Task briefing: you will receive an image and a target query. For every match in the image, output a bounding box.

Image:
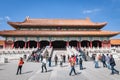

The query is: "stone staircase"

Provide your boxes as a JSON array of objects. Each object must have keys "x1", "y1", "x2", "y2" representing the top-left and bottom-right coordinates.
[{"x1": 51, "y1": 49, "x2": 67, "y2": 61}]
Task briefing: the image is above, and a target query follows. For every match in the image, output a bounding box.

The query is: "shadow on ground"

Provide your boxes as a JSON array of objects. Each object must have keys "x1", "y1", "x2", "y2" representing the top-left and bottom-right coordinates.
[{"x1": 22, "y1": 71, "x2": 33, "y2": 74}]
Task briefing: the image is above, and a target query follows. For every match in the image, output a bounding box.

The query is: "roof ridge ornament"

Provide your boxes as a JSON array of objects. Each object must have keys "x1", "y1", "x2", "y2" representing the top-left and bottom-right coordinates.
[
  {"x1": 24, "y1": 16, "x2": 30, "y2": 22},
  {"x1": 86, "y1": 17, "x2": 90, "y2": 21},
  {"x1": 26, "y1": 16, "x2": 30, "y2": 20}
]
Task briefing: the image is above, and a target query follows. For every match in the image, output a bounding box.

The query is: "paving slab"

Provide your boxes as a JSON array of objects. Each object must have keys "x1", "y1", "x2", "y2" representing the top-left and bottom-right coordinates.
[{"x1": 0, "y1": 60, "x2": 120, "y2": 80}]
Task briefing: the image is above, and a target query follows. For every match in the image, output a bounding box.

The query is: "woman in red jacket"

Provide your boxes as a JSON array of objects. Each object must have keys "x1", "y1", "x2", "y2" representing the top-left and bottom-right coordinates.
[{"x1": 16, "y1": 57, "x2": 24, "y2": 75}]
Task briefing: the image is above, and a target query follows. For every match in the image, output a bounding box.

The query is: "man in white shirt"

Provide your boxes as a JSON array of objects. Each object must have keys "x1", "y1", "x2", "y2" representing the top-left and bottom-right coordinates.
[{"x1": 41, "y1": 56, "x2": 47, "y2": 73}]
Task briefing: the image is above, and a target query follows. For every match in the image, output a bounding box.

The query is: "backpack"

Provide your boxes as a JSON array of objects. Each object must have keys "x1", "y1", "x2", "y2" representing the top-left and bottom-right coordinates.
[{"x1": 70, "y1": 58, "x2": 75, "y2": 66}]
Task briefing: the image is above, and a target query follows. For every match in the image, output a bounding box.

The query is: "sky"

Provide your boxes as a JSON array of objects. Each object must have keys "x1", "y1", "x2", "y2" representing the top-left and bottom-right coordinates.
[{"x1": 0, "y1": 0, "x2": 120, "y2": 39}]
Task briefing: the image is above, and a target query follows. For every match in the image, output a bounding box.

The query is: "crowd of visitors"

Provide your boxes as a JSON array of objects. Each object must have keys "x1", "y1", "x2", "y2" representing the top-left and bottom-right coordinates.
[
  {"x1": 92, "y1": 53, "x2": 119, "y2": 75},
  {"x1": 16, "y1": 48, "x2": 119, "y2": 76}
]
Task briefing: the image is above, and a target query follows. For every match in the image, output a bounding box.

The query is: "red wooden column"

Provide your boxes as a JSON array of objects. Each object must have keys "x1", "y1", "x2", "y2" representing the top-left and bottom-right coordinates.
[
  {"x1": 37, "y1": 42, "x2": 39, "y2": 48},
  {"x1": 12, "y1": 42, "x2": 14, "y2": 48},
  {"x1": 87, "y1": 42, "x2": 89, "y2": 47},
  {"x1": 66, "y1": 41, "x2": 69, "y2": 47},
  {"x1": 90, "y1": 41, "x2": 92, "y2": 48},
  {"x1": 77, "y1": 41, "x2": 81, "y2": 48},
  {"x1": 24, "y1": 42, "x2": 27, "y2": 48},
  {"x1": 78, "y1": 41, "x2": 81, "y2": 48},
  {"x1": 4, "y1": 41, "x2": 6, "y2": 48},
  {"x1": 101, "y1": 41, "x2": 104, "y2": 48},
  {"x1": 108, "y1": 40, "x2": 111, "y2": 48}
]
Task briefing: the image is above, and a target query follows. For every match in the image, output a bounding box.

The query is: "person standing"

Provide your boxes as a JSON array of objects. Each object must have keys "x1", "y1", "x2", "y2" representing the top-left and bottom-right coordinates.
[
  {"x1": 76, "y1": 55, "x2": 79, "y2": 65},
  {"x1": 60, "y1": 55, "x2": 63, "y2": 67},
  {"x1": 69, "y1": 55, "x2": 77, "y2": 76},
  {"x1": 48, "y1": 56, "x2": 51, "y2": 67},
  {"x1": 41, "y1": 56, "x2": 47, "y2": 73},
  {"x1": 16, "y1": 57, "x2": 24, "y2": 75},
  {"x1": 67, "y1": 55, "x2": 70, "y2": 61},
  {"x1": 79, "y1": 56, "x2": 83, "y2": 70},
  {"x1": 105, "y1": 54, "x2": 111, "y2": 69},
  {"x1": 94, "y1": 54, "x2": 99, "y2": 68},
  {"x1": 63, "y1": 55, "x2": 66, "y2": 63},
  {"x1": 54, "y1": 55, "x2": 58, "y2": 66},
  {"x1": 110, "y1": 55, "x2": 119, "y2": 75}
]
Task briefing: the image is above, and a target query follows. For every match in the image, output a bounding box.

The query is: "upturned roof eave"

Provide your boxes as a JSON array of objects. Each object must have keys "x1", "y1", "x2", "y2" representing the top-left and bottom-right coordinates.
[
  {"x1": 0, "y1": 30, "x2": 118, "y2": 37},
  {"x1": 7, "y1": 21, "x2": 107, "y2": 29}
]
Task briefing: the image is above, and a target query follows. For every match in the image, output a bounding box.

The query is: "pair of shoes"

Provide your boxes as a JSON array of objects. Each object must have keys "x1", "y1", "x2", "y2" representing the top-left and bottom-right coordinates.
[
  {"x1": 69, "y1": 74, "x2": 71, "y2": 76},
  {"x1": 45, "y1": 71, "x2": 47, "y2": 72},
  {"x1": 111, "y1": 73, "x2": 114, "y2": 75},
  {"x1": 75, "y1": 73, "x2": 77, "y2": 75},
  {"x1": 117, "y1": 71, "x2": 119, "y2": 75},
  {"x1": 41, "y1": 71, "x2": 43, "y2": 73}
]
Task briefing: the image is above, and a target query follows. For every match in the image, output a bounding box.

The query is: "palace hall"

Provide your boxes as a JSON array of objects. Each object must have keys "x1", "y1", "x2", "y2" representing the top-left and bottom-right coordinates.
[{"x1": 0, "y1": 17, "x2": 119, "y2": 49}]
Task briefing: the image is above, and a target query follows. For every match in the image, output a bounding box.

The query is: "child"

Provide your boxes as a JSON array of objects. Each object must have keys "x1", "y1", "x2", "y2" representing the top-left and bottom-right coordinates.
[{"x1": 16, "y1": 57, "x2": 24, "y2": 75}]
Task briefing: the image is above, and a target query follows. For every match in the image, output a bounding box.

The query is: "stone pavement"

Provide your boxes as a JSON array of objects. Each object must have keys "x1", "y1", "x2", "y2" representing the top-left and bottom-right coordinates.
[{"x1": 0, "y1": 60, "x2": 120, "y2": 80}]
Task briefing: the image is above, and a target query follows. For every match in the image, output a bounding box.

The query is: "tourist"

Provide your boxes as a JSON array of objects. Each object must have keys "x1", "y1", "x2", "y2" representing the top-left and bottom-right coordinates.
[
  {"x1": 76, "y1": 55, "x2": 79, "y2": 65},
  {"x1": 110, "y1": 55, "x2": 119, "y2": 75},
  {"x1": 41, "y1": 56, "x2": 47, "y2": 73},
  {"x1": 92, "y1": 54, "x2": 96, "y2": 61},
  {"x1": 48, "y1": 56, "x2": 51, "y2": 67},
  {"x1": 79, "y1": 55, "x2": 83, "y2": 70},
  {"x1": 67, "y1": 55, "x2": 70, "y2": 61},
  {"x1": 16, "y1": 57, "x2": 24, "y2": 75},
  {"x1": 94, "y1": 54, "x2": 100, "y2": 68},
  {"x1": 69, "y1": 55, "x2": 77, "y2": 76},
  {"x1": 60, "y1": 55, "x2": 63, "y2": 67},
  {"x1": 101, "y1": 54, "x2": 107, "y2": 67},
  {"x1": 40, "y1": 55, "x2": 43, "y2": 62},
  {"x1": 105, "y1": 54, "x2": 111, "y2": 69},
  {"x1": 63, "y1": 55, "x2": 66, "y2": 63},
  {"x1": 54, "y1": 55, "x2": 58, "y2": 66}
]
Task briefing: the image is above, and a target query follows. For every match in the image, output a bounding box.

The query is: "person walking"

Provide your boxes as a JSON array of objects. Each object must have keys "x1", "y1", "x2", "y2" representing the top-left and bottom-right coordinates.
[
  {"x1": 69, "y1": 55, "x2": 77, "y2": 76},
  {"x1": 16, "y1": 57, "x2": 24, "y2": 75},
  {"x1": 101, "y1": 54, "x2": 107, "y2": 67},
  {"x1": 41, "y1": 56, "x2": 47, "y2": 73},
  {"x1": 110, "y1": 55, "x2": 119, "y2": 75}
]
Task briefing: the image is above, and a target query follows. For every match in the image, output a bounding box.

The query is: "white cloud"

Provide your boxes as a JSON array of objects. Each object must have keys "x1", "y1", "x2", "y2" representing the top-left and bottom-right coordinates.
[
  {"x1": 5, "y1": 16, "x2": 10, "y2": 21},
  {"x1": 83, "y1": 9, "x2": 101, "y2": 14},
  {"x1": 0, "y1": 16, "x2": 11, "y2": 24}
]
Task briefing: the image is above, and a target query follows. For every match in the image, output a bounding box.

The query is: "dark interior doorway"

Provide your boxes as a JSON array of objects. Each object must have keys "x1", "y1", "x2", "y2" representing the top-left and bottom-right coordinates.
[
  {"x1": 92, "y1": 40, "x2": 102, "y2": 47},
  {"x1": 69, "y1": 40, "x2": 78, "y2": 47},
  {"x1": 40, "y1": 41, "x2": 49, "y2": 48},
  {"x1": 81, "y1": 40, "x2": 90, "y2": 47},
  {"x1": 52, "y1": 40, "x2": 66, "y2": 48},
  {"x1": 29, "y1": 41, "x2": 37, "y2": 48},
  {"x1": 14, "y1": 41, "x2": 25, "y2": 48}
]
